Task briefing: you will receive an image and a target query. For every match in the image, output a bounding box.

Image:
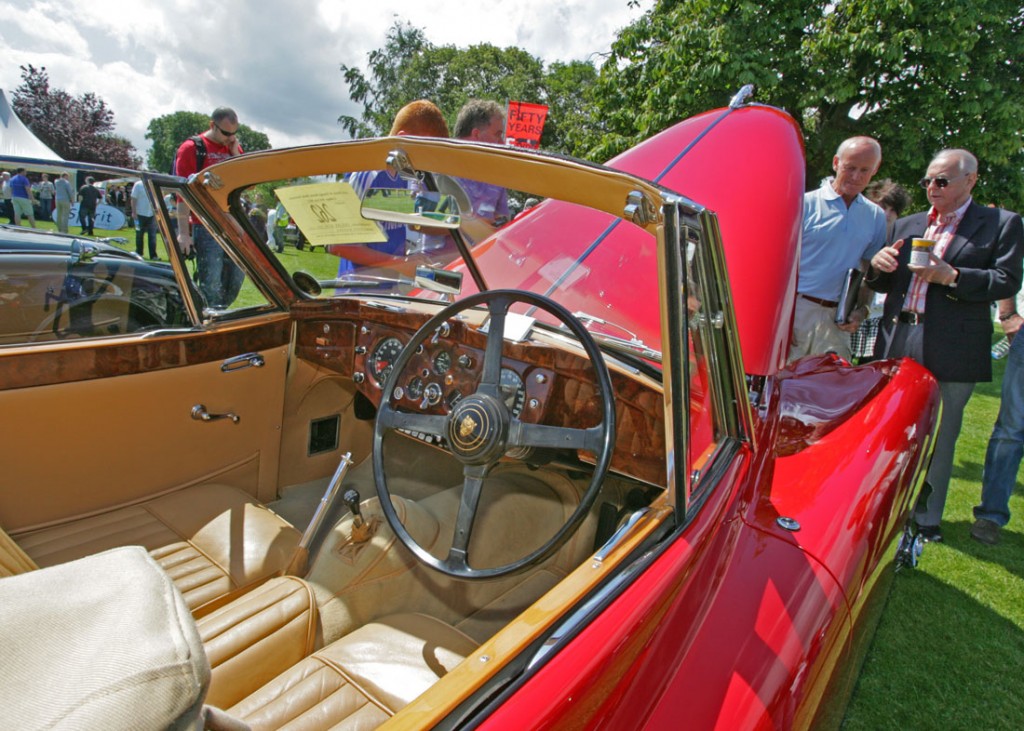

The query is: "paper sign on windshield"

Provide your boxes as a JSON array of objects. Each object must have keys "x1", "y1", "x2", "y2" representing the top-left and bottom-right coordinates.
[{"x1": 274, "y1": 182, "x2": 386, "y2": 246}]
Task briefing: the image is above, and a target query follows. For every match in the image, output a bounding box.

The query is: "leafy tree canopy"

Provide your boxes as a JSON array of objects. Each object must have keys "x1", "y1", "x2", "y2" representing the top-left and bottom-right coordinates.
[
  {"x1": 339, "y1": 21, "x2": 597, "y2": 155},
  {"x1": 145, "y1": 111, "x2": 271, "y2": 174},
  {"x1": 588, "y1": 0, "x2": 1024, "y2": 211},
  {"x1": 11, "y1": 65, "x2": 141, "y2": 168}
]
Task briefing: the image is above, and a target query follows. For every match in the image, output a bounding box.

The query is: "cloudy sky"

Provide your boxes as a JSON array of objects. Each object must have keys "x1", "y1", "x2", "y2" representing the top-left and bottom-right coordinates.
[{"x1": 0, "y1": 0, "x2": 651, "y2": 161}]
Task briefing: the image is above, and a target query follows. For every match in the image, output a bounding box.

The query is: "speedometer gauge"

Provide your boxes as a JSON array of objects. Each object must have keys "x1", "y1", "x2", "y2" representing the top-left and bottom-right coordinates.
[
  {"x1": 432, "y1": 350, "x2": 452, "y2": 375},
  {"x1": 499, "y1": 368, "x2": 526, "y2": 417},
  {"x1": 368, "y1": 337, "x2": 403, "y2": 386}
]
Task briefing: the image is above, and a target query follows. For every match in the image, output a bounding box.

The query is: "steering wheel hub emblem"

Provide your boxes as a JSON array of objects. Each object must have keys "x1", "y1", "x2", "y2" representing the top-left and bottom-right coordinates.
[
  {"x1": 458, "y1": 413, "x2": 478, "y2": 439},
  {"x1": 448, "y1": 395, "x2": 506, "y2": 463}
]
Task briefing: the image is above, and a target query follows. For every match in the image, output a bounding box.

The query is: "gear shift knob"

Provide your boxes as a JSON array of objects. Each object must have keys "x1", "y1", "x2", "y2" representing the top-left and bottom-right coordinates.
[{"x1": 342, "y1": 489, "x2": 362, "y2": 519}]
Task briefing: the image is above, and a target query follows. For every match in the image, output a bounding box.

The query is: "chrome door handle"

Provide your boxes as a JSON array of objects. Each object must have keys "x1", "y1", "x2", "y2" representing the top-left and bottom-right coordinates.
[
  {"x1": 191, "y1": 404, "x2": 240, "y2": 424},
  {"x1": 221, "y1": 353, "x2": 265, "y2": 372}
]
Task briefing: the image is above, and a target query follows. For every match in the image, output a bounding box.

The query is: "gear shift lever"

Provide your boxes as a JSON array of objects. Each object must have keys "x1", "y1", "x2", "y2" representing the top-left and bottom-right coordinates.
[{"x1": 343, "y1": 489, "x2": 363, "y2": 528}]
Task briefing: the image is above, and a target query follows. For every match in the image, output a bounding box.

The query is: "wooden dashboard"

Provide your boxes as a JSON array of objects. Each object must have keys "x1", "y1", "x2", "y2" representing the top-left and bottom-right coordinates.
[{"x1": 292, "y1": 299, "x2": 667, "y2": 487}]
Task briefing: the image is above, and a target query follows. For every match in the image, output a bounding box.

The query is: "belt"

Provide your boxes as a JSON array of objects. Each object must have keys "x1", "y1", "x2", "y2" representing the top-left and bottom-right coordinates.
[
  {"x1": 898, "y1": 310, "x2": 925, "y2": 325},
  {"x1": 799, "y1": 293, "x2": 839, "y2": 308}
]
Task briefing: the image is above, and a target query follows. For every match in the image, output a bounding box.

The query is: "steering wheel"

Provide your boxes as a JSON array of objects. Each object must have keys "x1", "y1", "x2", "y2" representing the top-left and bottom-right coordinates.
[{"x1": 372, "y1": 290, "x2": 616, "y2": 579}]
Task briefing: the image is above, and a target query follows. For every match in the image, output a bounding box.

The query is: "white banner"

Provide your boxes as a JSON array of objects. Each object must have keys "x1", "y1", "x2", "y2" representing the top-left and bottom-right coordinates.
[{"x1": 54, "y1": 203, "x2": 128, "y2": 231}]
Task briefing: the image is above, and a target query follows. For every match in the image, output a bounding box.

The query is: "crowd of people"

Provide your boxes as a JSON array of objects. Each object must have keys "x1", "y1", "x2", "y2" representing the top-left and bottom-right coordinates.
[
  {"x1": 791, "y1": 136, "x2": 1024, "y2": 546},
  {"x1": 0, "y1": 167, "x2": 139, "y2": 238}
]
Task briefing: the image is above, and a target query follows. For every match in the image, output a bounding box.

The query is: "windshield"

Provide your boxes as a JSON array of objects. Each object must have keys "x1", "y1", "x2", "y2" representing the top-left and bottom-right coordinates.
[{"x1": 226, "y1": 153, "x2": 663, "y2": 355}]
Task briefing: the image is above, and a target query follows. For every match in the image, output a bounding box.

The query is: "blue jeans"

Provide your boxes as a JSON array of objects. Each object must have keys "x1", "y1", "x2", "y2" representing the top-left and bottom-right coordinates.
[
  {"x1": 193, "y1": 224, "x2": 244, "y2": 309},
  {"x1": 975, "y1": 333, "x2": 1024, "y2": 526},
  {"x1": 135, "y1": 215, "x2": 158, "y2": 258}
]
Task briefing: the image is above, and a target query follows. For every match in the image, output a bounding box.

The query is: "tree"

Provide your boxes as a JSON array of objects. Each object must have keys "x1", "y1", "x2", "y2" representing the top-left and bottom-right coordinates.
[
  {"x1": 588, "y1": 0, "x2": 1024, "y2": 211},
  {"x1": 11, "y1": 65, "x2": 140, "y2": 168},
  {"x1": 338, "y1": 21, "x2": 590, "y2": 155},
  {"x1": 542, "y1": 61, "x2": 599, "y2": 157},
  {"x1": 145, "y1": 112, "x2": 272, "y2": 173}
]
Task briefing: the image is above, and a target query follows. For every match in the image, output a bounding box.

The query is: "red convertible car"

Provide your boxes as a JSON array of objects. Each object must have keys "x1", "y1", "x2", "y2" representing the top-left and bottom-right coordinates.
[{"x1": 0, "y1": 91, "x2": 939, "y2": 730}]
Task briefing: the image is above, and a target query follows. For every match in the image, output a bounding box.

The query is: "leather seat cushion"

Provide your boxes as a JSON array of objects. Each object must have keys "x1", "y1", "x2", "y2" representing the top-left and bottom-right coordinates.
[
  {"x1": 230, "y1": 613, "x2": 477, "y2": 730},
  {"x1": 0, "y1": 527, "x2": 35, "y2": 578},
  {"x1": 198, "y1": 575, "x2": 319, "y2": 710},
  {"x1": 15, "y1": 484, "x2": 301, "y2": 615}
]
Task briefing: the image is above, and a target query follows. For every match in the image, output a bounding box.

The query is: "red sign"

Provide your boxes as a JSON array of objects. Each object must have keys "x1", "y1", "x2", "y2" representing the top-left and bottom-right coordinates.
[{"x1": 505, "y1": 101, "x2": 548, "y2": 149}]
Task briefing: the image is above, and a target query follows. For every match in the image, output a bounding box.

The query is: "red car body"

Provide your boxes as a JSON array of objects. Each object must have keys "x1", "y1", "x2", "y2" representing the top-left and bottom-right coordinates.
[{"x1": 454, "y1": 103, "x2": 939, "y2": 728}]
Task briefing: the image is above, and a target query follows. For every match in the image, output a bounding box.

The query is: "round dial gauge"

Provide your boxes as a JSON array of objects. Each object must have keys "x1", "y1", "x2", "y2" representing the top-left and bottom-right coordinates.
[
  {"x1": 432, "y1": 349, "x2": 452, "y2": 375},
  {"x1": 368, "y1": 337, "x2": 403, "y2": 386},
  {"x1": 499, "y1": 368, "x2": 526, "y2": 417},
  {"x1": 406, "y1": 376, "x2": 424, "y2": 401}
]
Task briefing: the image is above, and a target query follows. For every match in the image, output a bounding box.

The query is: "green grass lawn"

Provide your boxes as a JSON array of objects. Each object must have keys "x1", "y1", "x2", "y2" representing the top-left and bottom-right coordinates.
[
  {"x1": 843, "y1": 343, "x2": 1024, "y2": 729},
  {"x1": 18, "y1": 218, "x2": 1023, "y2": 727}
]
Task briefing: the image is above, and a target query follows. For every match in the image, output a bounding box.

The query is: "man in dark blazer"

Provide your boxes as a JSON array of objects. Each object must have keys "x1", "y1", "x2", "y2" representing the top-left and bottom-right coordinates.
[{"x1": 867, "y1": 148, "x2": 1024, "y2": 542}]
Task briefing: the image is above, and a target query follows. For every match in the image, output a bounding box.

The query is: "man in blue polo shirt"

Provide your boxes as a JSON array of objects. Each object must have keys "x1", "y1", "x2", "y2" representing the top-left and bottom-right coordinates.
[
  {"x1": 9, "y1": 168, "x2": 37, "y2": 228},
  {"x1": 789, "y1": 136, "x2": 887, "y2": 362}
]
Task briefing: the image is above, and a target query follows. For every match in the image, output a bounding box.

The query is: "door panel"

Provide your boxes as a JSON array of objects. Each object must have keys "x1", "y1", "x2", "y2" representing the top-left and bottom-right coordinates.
[{"x1": 0, "y1": 318, "x2": 291, "y2": 533}]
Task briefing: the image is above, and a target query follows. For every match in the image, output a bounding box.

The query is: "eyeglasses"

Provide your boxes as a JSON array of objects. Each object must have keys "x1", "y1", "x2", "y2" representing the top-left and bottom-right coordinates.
[
  {"x1": 215, "y1": 124, "x2": 238, "y2": 138},
  {"x1": 919, "y1": 174, "x2": 966, "y2": 189}
]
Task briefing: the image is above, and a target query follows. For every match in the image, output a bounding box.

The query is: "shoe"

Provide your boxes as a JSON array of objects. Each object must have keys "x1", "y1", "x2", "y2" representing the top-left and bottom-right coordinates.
[
  {"x1": 918, "y1": 524, "x2": 943, "y2": 543},
  {"x1": 970, "y1": 518, "x2": 1001, "y2": 546}
]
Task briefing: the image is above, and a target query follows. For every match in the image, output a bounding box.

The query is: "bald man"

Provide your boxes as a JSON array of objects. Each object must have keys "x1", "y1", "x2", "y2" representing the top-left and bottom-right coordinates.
[{"x1": 790, "y1": 136, "x2": 888, "y2": 361}]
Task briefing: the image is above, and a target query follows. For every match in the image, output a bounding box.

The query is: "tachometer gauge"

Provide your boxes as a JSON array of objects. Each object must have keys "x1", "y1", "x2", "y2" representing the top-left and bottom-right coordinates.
[
  {"x1": 368, "y1": 337, "x2": 403, "y2": 386},
  {"x1": 432, "y1": 349, "x2": 452, "y2": 375},
  {"x1": 499, "y1": 368, "x2": 526, "y2": 417}
]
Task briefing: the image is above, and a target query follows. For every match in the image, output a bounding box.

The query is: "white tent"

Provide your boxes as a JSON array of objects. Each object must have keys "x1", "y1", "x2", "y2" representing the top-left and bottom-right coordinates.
[{"x1": 0, "y1": 88, "x2": 71, "y2": 177}]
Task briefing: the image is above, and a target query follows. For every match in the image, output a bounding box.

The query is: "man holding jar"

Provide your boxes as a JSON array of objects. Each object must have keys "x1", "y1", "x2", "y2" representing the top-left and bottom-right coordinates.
[{"x1": 868, "y1": 148, "x2": 1024, "y2": 543}]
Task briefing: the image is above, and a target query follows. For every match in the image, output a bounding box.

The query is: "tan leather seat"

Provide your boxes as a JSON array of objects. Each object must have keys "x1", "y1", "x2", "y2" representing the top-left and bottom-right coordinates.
[
  {"x1": 14, "y1": 483, "x2": 301, "y2": 615},
  {"x1": 198, "y1": 575, "x2": 320, "y2": 710},
  {"x1": 0, "y1": 528, "x2": 35, "y2": 578},
  {"x1": 227, "y1": 613, "x2": 477, "y2": 730}
]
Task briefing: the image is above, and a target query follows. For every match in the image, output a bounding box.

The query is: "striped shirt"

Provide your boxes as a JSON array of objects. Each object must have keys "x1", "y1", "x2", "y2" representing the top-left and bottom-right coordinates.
[{"x1": 904, "y1": 198, "x2": 971, "y2": 312}]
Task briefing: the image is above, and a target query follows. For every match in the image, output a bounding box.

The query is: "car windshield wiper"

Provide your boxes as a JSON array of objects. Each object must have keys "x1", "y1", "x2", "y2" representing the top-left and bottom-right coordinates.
[
  {"x1": 594, "y1": 335, "x2": 662, "y2": 365},
  {"x1": 323, "y1": 274, "x2": 412, "y2": 290},
  {"x1": 572, "y1": 311, "x2": 661, "y2": 361},
  {"x1": 293, "y1": 265, "x2": 462, "y2": 300}
]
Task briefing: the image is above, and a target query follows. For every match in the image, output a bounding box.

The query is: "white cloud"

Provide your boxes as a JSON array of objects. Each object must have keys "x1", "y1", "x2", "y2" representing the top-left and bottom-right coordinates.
[{"x1": 0, "y1": 0, "x2": 651, "y2": 164}]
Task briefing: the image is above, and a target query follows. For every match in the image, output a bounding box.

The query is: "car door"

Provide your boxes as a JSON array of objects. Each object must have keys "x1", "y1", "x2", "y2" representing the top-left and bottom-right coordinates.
[{"x1": 0, "y1": 176, "x2": 291, "y2": 534}]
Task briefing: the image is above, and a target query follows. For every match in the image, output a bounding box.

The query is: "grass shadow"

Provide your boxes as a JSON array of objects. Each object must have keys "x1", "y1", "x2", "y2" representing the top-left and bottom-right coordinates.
[
  {"x1": 842, "y1": 568, "x2": 1024, "y2": 730},
  {"x1": 942, "y1": 516, "x2": 1024, "y2": 579}
]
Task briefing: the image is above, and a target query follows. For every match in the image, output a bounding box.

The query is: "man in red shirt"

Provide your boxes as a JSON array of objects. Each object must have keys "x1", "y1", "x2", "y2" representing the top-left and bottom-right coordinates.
[{"x1": 174, "y1": 107, "x2": 245, "y2": 309}]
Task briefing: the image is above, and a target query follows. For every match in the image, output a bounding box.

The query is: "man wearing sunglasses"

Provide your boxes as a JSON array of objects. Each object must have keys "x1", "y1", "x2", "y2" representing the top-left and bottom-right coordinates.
[
  {"x1": 868, "y1": 148, "x2": 1024, "y2": 543},
  {"x1": 174, "y1": 107, "x2": 245, "y2": 308}
]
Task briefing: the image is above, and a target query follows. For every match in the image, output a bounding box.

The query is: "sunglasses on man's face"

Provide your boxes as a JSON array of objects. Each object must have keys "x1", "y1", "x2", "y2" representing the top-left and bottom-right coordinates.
[
  {"x1": 215, "y1": 124, "x2": 238, "y2": 138},
  {"x1": 919, "y1": 174, "x2": 965, "y2": 189}
]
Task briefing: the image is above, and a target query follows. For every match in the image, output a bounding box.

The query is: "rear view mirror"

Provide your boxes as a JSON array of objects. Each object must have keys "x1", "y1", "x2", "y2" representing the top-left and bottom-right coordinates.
[{"x1": 359, "y1": 187, "x2": 462, "y2": 229}]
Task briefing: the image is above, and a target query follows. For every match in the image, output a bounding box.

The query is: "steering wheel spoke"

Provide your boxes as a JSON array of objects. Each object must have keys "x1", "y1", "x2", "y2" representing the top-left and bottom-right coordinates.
[
  {"x1": 447, "y1": 465, "x2": 487, "y2": 567},
  {"x1": 510, "y1": 421, "x2": 606, "y2": 454},
  {"x1": 377, "y1": 404, "x2": 448, "y2": 437},
  {"x1": 478, "y1": 296, "x2": 510, "y2": 394}
]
